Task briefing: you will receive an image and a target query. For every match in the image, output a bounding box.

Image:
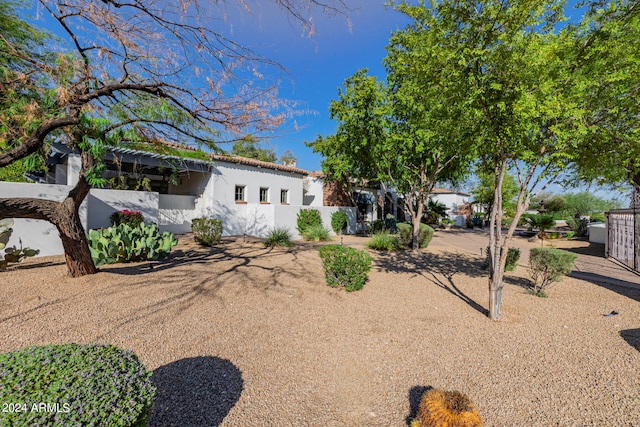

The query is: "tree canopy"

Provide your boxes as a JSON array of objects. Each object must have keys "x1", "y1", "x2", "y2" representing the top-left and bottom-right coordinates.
[
  {"x1": 231, "y1": 137, "x2": 277, "y2": 163},
  {"x1": 569, "y1": 0, "x2": 640, "y2": 199}
]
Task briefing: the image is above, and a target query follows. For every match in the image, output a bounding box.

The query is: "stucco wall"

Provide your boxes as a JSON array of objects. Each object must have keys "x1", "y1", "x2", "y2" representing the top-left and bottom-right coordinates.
[
  {"x1": 0, "y1": 182, "x2": 87, "y2": 256},
  {"x1": 87, "y1": 189, "x2": 159, "y2": 230},
  {"x1": 212, "y1": 162, "x2": 305, "y2": 206},
  {"x1": 589, "y1": 222, "x2": 607, "y2": 244},
  {"x1": 158, "y1": 194, "x2": 197, "y2": 234},
  {"x1": 0, "y1": 183, "x2": 160, "y2": 257}
]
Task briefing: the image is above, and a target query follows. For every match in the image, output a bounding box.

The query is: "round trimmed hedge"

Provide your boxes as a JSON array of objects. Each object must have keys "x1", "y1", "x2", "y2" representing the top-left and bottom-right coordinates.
[{"x1": 0, "y1": 343, "x2": 155, "y2": 427}]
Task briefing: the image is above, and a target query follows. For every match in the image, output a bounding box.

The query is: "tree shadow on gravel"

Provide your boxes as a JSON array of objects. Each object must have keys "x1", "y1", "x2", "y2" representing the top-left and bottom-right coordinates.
[
  {"x1": 148, "y1": 356, "x2": 243, "y2": 427},
  {"x1": 374, "y1": 250, "x2": 488, "y2": 316},
  {"x1": 620, "y1": 329, "x2": 640, "y2": 352},
  {"x1": 406, "y1": 385, "x2": 433, "y2": 425}
]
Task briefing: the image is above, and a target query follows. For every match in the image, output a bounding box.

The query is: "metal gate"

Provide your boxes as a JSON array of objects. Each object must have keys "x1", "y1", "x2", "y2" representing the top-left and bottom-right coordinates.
[{"x1": 607, "y1": 209, "x2": 640, "y2": 272}]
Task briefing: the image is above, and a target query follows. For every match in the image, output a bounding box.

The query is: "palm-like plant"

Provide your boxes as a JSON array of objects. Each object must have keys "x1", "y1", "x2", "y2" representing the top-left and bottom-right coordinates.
[
  {"x1": 423, "y1": 199, "x2": 448, "y2": 224},
  {"x1": 524, "y1": 214, "x2": 556, "y2": 241}
]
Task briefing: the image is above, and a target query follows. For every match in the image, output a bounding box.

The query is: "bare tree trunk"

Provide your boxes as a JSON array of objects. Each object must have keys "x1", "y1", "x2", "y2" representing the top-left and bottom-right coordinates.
[{"x1": 488, "y1": 153, "x2": 507, "y2": 320}]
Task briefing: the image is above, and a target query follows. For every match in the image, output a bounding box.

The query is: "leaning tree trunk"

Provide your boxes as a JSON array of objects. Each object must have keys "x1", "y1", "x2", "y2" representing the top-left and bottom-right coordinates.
[
  {"x1": 54, "y1": 197, "x2": 97, "y2": 277},
  {"x1": 0, "y1": 153, "x2": 97, "y2": 277}
]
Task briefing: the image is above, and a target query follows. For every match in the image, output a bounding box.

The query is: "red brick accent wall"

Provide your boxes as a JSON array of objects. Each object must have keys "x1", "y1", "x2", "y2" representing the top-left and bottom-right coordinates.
[{"x1": 323, "y1": 181, "x2": 354, "y2": 207}]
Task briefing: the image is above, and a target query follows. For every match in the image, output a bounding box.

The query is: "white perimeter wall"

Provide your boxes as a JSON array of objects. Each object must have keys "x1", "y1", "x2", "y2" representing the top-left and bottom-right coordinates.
[
  {"x1": 159, "y1": 194, "x2": 197, "y2": 235},
  {"x1": 0, "y1": 183, "x2": 85, "y2": 257},
  {"x1": 87, "y1": 189, "x2": 159, "y2": 230},
  {"x1": 0, "y1": 169, "x2": 356, "y2": 256},
  {"x1": 589, "y1": 222, "x2": 607, "y2": 244},
  {"x1": 0, "y1": 182, "x2": 176, "y2": 256}
]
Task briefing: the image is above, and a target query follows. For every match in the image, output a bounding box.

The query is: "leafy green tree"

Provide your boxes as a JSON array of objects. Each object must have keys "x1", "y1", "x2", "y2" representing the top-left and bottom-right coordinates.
[
  {"x1": 570, "y1": 0, "x2": 640, "y2": 204},
  {"x1": 564, "y1": 191, "x2": 623, "y2": 216},
  {"x1": 392, "y1": 0, "x2": 587, "y2": 319},
  {"x1": 472, "y1": 168, "x2": 519, "y2": 218},
  {"x1": 231, "y1": 137, "x2": 277, "y2": 163},
  {"x1": 309, "y1": 18, "x2": 475, "y2": 250},
  {"x1": 279, "y1": 149, "x2": 298, "y2": 166}
]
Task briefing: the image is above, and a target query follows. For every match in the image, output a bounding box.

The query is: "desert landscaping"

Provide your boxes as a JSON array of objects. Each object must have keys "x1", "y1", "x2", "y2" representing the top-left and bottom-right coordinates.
[{"x1": 1, "y1": 229, "x2": 639, "y2": 426}]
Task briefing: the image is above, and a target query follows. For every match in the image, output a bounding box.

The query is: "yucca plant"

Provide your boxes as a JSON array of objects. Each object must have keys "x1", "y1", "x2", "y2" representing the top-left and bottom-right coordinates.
[
  {"x1": 264, "y1": 227, "x2": 294, "y2": 247},
  {"x1": 366, "y1": 232, "x2": 400, "y2": 251},
  {"x1": 301, "y1": 224, "x2": 331, "y2": 242}
]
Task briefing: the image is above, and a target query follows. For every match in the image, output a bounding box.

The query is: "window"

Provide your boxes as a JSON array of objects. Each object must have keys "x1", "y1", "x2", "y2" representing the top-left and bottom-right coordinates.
[
  {"x1": 280, "y1": 189, "x2": 289, "y2": 204},
  {"x1": 260, "y1": 187, "x2": 269, "y2": 203},
  {"x1": 235, "y1": 185, "x2": 245, "y2": 202}
]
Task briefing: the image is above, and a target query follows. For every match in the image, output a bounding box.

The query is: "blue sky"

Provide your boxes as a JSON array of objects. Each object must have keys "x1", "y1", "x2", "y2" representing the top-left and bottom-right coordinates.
[
  {"x1": 228, "y1": 1, "x2": 627, "y2": 201},
  {"x1": 221, "y1": 1, "x2": 412, "y2": 172}
]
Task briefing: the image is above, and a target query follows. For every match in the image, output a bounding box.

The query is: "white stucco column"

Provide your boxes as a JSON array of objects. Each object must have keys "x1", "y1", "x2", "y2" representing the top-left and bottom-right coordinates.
[{"x1": 66, "y1": 153, "x2": 82, "y2": 186}]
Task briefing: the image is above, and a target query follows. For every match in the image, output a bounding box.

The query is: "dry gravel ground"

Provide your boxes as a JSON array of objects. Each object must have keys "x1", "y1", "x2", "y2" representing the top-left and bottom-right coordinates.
[{"x1": 1, "y1": 229, "x2": 639, "y2": 426}]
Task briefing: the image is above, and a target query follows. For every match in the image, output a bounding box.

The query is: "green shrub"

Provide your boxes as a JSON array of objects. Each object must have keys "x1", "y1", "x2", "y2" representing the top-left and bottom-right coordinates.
[
  {"x1": 0, "y1": 343, "x2": 155, "y2": 427},
  {"x1": 396, "y1": 222, "x2": 435, "y2": 249},
  {"x1": 330, "y1": 211, "x2": 348, "y2": 235},
  {"x1": 191, "y1": 217, "x2": 223, "y2": 246},
  {"x1": 370, "y1": 219, "x2": 386, "y2": 233},
  {"x1": 318, "y1": 244, "x2": 372, "y2": 292},
  {"x1": 565, "y1": 231, "x2": 576, "y2": 239},
  {"x1": 264, "y1": 227, "x2": 294, "y2": 247},
  {"x1": 366, "y1": 232, "x2": 400, "y2": 251},
  {"x1": 566, "y1": 217, "x2": 589, "y2": 237},
  {"x1": 471, "y1": 214, "x2": 484, "y2": 228},
  {"x1": 483, "y1": 246, "x2": 521, "y2": 271},
  {"x1": 301, "y1": 224, "x2": 331, "y2": 242},
  {"x1": 384, "y1": 214, "x2": 397, "y2": 232},
  {"x1": 589, "y1": 212, "x2": 606, "y2": 223},
  {"x1": 110, "y1": 209, "x2": 144, "y2": 227},
  {"x1": 297, "y1": 209, "x2": 322, "y2": 234},
  {"x1": 528, "y1": 247, "x2": 578, "y2": 297},
  {"x1": 87, "y1": 223, "x2": 178, "y2": 266}
]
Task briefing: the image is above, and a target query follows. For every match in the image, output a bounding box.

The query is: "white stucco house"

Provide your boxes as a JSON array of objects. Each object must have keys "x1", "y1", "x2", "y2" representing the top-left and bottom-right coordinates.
[{"x1": 0, "y1": 142, "x2": 356, "y2": 256}]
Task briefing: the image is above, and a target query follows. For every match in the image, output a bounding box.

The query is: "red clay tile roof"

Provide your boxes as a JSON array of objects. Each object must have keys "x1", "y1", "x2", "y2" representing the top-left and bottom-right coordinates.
[
  {"x1": 145, "y1": 139, "x2": 309, "y2": 175},
  {"x1": 210, "y1": 154, "x2": 309, "y2": 175},
  {"x1": 432, "y1": 187, "x2": 471, "y2": 196}
]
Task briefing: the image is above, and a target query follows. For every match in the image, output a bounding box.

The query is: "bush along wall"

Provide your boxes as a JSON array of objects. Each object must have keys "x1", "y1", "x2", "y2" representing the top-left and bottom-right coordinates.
[
  {"x1": 318, "y1": 245, "x2": 372, "y2": 292},
  {"x1": 330, "y1": 211, "x2": 348, "y2": 235},
  {"x1": 191, "y1": 217, "x2": 223, "y2": 246},
  {"x1": 87, "y1": 223, "x2": 178, "y2": 266},
  {"x1": 0, "y1": 343, "x2": 155, "y2": 427},
  {"x1": 110, "y1": 209, "x2": 144, "y2": 228},
  {"x1": 297, "y1": 209, "x2": 322, "y2": 235}
]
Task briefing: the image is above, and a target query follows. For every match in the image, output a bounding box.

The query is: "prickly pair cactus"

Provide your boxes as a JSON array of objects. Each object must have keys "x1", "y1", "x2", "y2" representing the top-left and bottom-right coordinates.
[
  {"x1": 412, "y1": 389, "x2": 482, "y2": 427},
  {"x1": 0, "y1": 218, "x2": 13, "y2": 250},
  {"x1": 87, "y1": 222, "x2": 178, "y2": 266}
]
